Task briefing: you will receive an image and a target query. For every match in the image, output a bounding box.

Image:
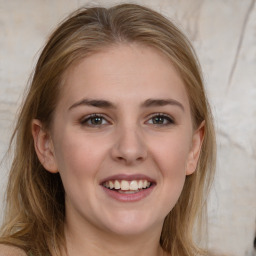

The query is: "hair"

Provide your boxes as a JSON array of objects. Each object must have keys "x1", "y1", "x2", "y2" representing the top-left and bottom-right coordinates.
[{"x1": 0, "y1": 3, "x2": 216, "y2": 256}]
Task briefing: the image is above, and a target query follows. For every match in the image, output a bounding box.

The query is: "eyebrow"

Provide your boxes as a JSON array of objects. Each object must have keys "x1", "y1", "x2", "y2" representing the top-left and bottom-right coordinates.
[
  {"x1": 141, "y1": 98, "x2": 185, "y2": 111},
  {"x1": 69, "y1": 99, "x2": 116, "y2": 110},
  {"x1": 69, "y1": 98, "x2": 184, "y2": 111}
]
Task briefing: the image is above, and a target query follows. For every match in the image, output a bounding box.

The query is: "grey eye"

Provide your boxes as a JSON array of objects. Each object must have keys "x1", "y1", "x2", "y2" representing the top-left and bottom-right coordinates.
[
  {"x1": 147, "y1": 114, "x2": 174, "y2": 125},
  {"x1": 90, "y1": 116, "x2": 104, "y2": 125},
  {"x1": 81, "y1": 114, "x2": 108, "y2": 126}
]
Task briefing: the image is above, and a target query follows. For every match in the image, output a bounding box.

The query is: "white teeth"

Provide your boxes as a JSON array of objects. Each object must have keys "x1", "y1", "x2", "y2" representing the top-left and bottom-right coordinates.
[
  {"x1": 109, "y1": 181, "x2": 114, "y2": 189},
  {"x1": 103, "y1": 179, "x2": 151, "y2": 191},
  {"x1": 130, "y1": 180, "x2": 139, "y2": 190},
  {"x1": 143, "y1": 180, "x2": 148, "y2": 188},
  {"x1": 119, "y1": 190, "x2": 139, "y2": 194},
  {"x1": 138, "y1": 180, "x2": 143, "y2": 189},
  {"x1": 114, "y1": 180, "x2": 121, "y2": 189},
  {"x1": 121, "y1": 180, "x2": 130, "y2": 190}
]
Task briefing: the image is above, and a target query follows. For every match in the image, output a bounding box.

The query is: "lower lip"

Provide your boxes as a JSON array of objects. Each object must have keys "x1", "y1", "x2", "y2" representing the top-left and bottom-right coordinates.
[{"x1": 101, "y1": 185, "x2": 155, "y2": 202}]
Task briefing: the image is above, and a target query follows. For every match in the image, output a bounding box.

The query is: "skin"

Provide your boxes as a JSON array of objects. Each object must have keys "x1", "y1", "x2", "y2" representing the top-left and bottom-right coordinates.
[{"x1": 32, "y1": 43, "x2": 204, "y2": 256}]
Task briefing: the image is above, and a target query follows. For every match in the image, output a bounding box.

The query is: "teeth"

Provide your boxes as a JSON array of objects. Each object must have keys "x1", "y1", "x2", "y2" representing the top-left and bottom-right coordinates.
[
  {"x1": 114, "y1": 180, "x2": 120, "y2": 189},
  {"x1": 130, "y1": 180, "x2": 138, "y2": 190},
  {"x1": 103, "y1": 180, "x2": 151, "y2": 191},
  {"x1": 109, "y1": 181, "x2": 114, "y2": 189},
  {"x1": 121, "y1": 180, "x2": 129, "y2": 190},
  {"x1": 138, "y1": 180, "x2": 143, "y2": 189},
  {"x1": 119, "y1": 190, "x2": 139, "y2": 194}
]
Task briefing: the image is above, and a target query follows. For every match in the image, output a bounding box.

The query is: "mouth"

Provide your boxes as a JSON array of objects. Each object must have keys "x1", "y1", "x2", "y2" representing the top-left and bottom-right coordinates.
[
  {"x1": 102, "y1": 179, "x2": 152, "y2": 194},
  {"x1": 100, "y1": 174, "x2": 156, "y2": 202}
]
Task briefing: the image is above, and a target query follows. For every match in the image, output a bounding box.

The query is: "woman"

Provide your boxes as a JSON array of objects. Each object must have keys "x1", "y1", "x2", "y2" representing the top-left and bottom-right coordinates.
[{"x1": 0, "y1": 3, "x2": 216, "y2": 256}]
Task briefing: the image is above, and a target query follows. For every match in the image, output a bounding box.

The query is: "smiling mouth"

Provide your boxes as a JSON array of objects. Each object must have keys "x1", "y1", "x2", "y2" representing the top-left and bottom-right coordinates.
[{"x1": 102, "y1": 180, "x2": 152, "y2": 194}]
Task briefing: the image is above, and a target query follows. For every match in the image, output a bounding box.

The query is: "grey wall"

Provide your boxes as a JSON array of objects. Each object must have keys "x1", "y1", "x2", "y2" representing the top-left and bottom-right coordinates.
[{"x1": 0, "y1": 1, "x2": 255, "y2": 255}]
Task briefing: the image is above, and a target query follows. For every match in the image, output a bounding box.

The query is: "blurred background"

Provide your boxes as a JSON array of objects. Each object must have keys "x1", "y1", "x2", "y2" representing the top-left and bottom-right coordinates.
[{"x1": 0, "y1": 1, "x2": 255, "y2": 255}]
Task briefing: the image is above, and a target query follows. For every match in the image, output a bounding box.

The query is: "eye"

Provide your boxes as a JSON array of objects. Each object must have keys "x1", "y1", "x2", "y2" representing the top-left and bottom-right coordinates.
[
  {"x1": 146, "y1": 113, "x2": 174, "y2": 126},
  {"x1": 80, "y1": 114, "x2": 109, "y2": 127}
]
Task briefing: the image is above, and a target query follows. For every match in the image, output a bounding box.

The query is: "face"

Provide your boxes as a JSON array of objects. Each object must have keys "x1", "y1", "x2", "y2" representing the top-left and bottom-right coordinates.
[{"x1": 33, "y1": 43, "x2": 203, "y2": 238}]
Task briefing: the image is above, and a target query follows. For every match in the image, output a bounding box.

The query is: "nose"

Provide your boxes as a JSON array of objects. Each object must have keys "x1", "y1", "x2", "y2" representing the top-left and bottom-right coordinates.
[{"x1": 111, "y1": 125, "x2": 147, "y2": 165}]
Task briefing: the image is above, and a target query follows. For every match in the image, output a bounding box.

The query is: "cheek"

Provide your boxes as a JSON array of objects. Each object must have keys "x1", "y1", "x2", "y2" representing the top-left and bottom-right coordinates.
[
  {"x1": 150, "y1": 132, "x2": 191, "y2": 176},
  {"x1": 52, "y1": 132, "x2": 109, "y2": 217},
  {"x1": 158, "y1": 141, "x2": 188, "y2": 188},
  {"x1": 53, "y1": 131, "x2": 107, "y2": 183},
  {"x1": 149, "y1": 132, "x2": 191, "y2": 209}
]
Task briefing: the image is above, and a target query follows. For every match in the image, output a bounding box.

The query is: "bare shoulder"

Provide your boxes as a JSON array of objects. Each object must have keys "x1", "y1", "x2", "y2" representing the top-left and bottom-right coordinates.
[{"x1": 0, "y1": 244, "x2": 27, "y2": 256}]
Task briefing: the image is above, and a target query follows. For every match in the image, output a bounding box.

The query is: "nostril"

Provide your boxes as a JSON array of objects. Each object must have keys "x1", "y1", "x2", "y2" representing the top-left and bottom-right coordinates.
[
  {"x1": 117, "y1": 156, "x2": 123, "y2": 160},
  {"x1": 254, "y1": 235, "x2": 256, "y2": 250}
]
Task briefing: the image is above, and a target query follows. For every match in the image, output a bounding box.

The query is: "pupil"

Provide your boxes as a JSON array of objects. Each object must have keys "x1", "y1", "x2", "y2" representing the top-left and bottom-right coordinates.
[
  {"x1": 153, "y1": 116, "x2": 163, "y2": 124},
  {"x1": 92, "y1": 117, "x2": 102, "y2": 125}
]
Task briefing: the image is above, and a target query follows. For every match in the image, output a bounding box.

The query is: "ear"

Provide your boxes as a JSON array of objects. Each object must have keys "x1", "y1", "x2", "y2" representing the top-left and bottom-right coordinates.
[
  {"x1": 186, "y1": 121, "x2": 205, "y2": 175},
  {"x1": 31, "y1": 119, "x2": 58, "y2": 173}
]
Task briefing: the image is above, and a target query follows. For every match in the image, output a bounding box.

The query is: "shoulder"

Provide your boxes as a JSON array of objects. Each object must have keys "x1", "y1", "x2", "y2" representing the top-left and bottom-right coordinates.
[{"x1": 0, "y1": 244, "x2": 27, "y2": 256}]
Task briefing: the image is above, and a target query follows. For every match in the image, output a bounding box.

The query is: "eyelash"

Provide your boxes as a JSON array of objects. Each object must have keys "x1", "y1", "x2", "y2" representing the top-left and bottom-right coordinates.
[
  {"x1": 79, "y1": 113, "x2": 175, "y2": 127},
  {"x1": 80, "y1": 114, "x2": 110, "y2": 127},
  {"x1": 146, "y1": 113, "x2": 175, "y2": 126}
]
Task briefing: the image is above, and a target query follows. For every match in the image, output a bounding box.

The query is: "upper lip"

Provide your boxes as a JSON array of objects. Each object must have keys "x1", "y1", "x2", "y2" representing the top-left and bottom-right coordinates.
[{"x1": 100, "y1": 174, "x2": 156, "y2": 185}]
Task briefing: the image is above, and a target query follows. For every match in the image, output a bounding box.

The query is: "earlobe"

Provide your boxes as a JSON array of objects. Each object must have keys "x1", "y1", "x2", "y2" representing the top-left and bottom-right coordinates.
[
  {"x1": 186, "y1": 121, "x2": 205, "y2": 175},
  {"x1": 31, "y1": 119, "x2": 58, "y2": 173}
]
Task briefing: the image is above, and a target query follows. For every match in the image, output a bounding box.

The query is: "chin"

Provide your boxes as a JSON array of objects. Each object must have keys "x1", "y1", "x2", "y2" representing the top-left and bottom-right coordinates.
[{"x1": 101, "y1": 209, "x2": 162, "y2": 237}]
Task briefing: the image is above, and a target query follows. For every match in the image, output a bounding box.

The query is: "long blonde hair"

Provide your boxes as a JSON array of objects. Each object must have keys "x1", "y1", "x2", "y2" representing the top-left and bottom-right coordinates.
[{"x1": 0, "y1": 4, "x2": 216, "y2": 256}]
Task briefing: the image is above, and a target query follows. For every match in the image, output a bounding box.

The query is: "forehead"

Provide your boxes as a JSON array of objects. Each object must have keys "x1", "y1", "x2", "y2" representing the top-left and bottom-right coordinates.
[{"x1": 59, "y1": 43, "x2": 190, "y2": 110}]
